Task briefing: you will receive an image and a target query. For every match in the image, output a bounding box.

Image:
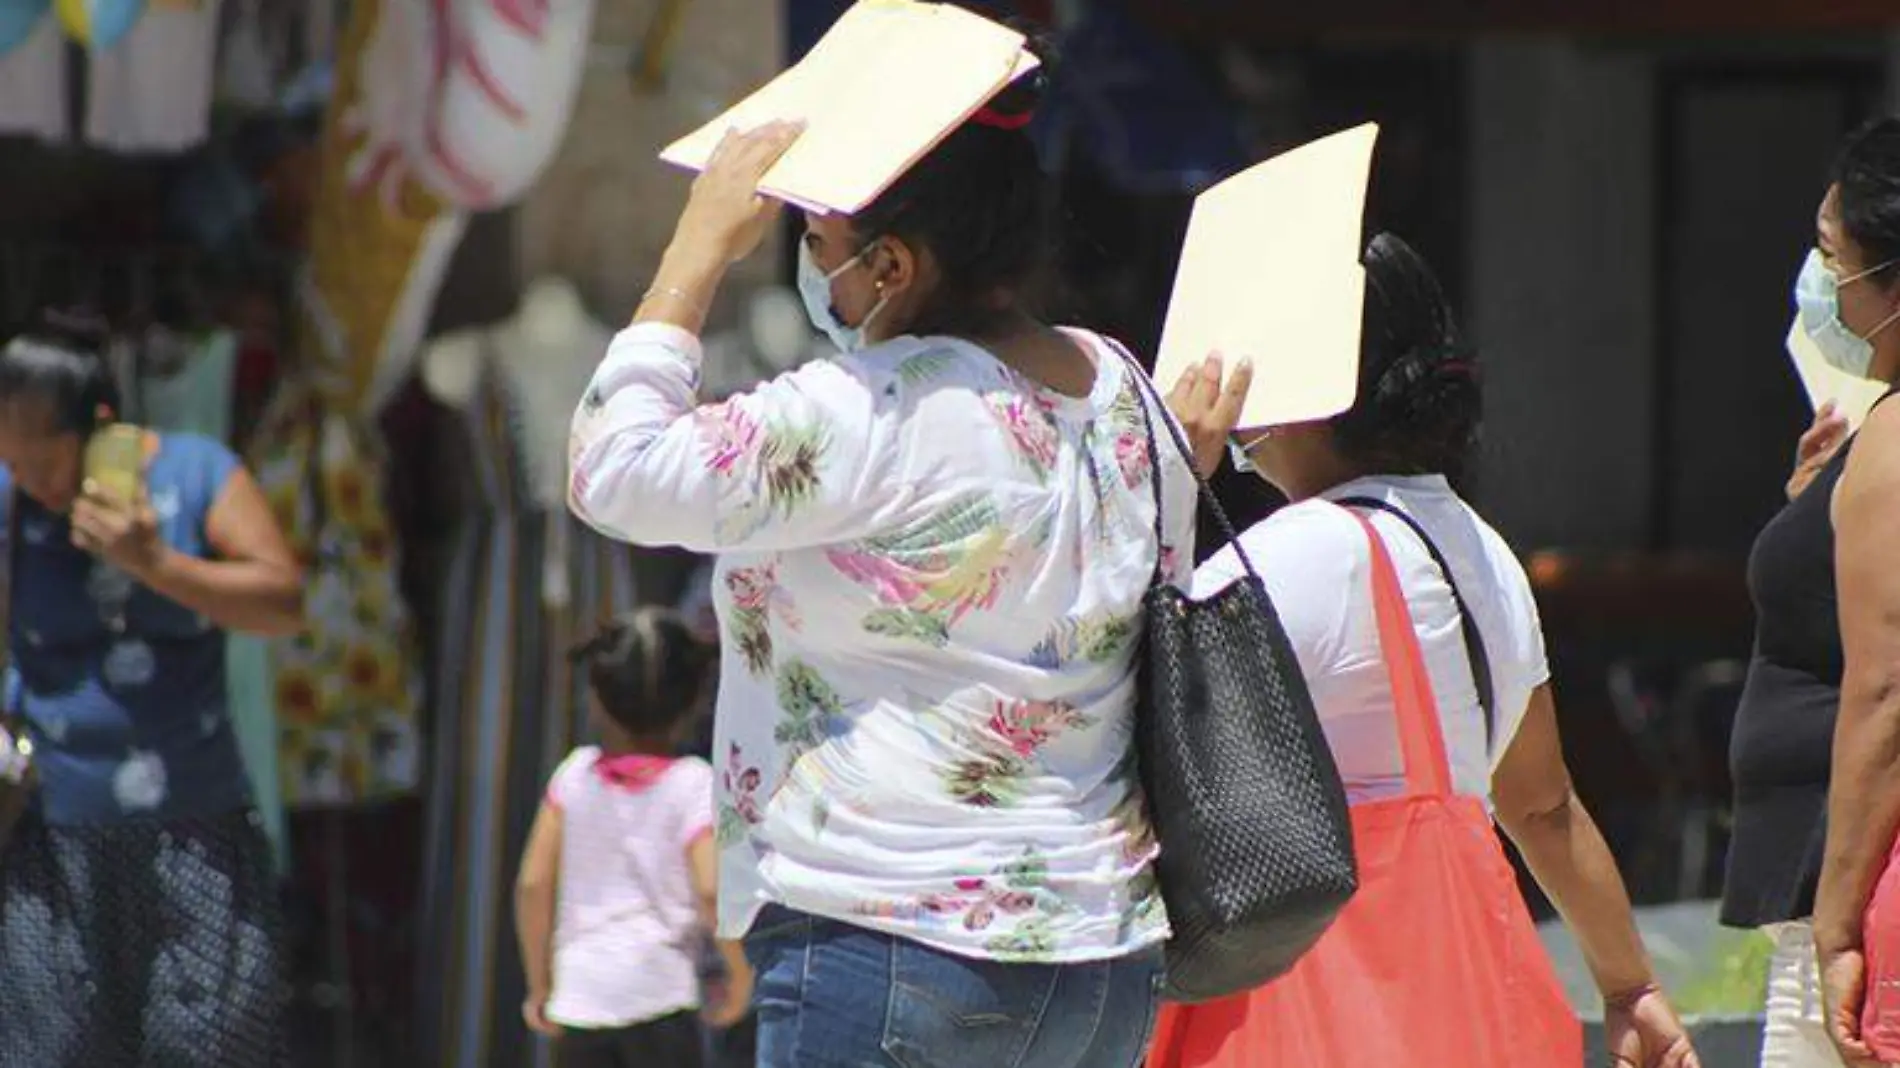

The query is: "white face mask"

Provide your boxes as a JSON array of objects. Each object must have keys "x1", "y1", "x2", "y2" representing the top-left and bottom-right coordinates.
[
  {"x1": 1228, "y1": 433, "x2": 1268, "y2": 475},
  {"x1": 797, "y1": 242, "x2": 889, "y2": 353},
  {"x1": 1795, "y1": 248, "x2": 1900, "y2": 380}
]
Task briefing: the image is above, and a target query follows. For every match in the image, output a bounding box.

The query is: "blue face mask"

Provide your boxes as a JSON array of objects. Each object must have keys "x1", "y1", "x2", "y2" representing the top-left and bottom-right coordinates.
[
  {"x1": 1795, "y1": 248, "x2": 1900, "y2": 380},
  {"x1": 797, "y1": 241, "x2": 888, "y2": 353}
]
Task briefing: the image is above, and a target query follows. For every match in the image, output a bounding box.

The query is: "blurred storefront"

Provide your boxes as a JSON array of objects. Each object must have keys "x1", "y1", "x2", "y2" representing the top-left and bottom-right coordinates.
[{"x1": 0, "y1": 2, "x2": 781, "y2": 1066}]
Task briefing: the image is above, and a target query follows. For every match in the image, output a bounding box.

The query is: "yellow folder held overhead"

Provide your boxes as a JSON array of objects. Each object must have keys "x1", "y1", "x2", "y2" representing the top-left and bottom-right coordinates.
[
  {"x1": 1154, "y1": 123, "x2": 1381, "y2": 431},
  {"x1": 1786, "y1": 313, "x2": 1888, "y2": 430},
  {"x1": 659, "y1": 0, "x2": 1038, "y2": 217}
]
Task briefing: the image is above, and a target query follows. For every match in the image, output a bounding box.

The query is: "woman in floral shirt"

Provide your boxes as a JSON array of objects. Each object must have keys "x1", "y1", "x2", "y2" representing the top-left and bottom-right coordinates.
[{"x1": 567, "y1": 44, "x2": 1194, "y2": 1068}]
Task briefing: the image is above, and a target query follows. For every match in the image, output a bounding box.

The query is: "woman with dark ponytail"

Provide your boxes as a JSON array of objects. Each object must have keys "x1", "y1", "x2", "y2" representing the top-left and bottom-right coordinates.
[
  {"x1": 0, "y1": 311, "x2": 302, "y2": 1067},
  {"x1": 1163, "y1": 234, "x2": 1697, "y2": 1067},
  {"x1": 569, "y1": 10, "x2": 1190, "y2": 1067}
]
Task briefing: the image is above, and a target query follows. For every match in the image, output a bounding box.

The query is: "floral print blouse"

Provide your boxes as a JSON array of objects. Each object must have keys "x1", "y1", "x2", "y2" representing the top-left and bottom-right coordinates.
[{"x1": 569, "y1": 322, "x2": 1194, "y2": 963}]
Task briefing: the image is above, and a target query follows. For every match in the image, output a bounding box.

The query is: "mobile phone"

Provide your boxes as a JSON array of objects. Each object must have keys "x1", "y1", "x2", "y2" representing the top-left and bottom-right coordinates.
[{"x1": 84, "y1": 423, "x2": 146, "y2": 503}]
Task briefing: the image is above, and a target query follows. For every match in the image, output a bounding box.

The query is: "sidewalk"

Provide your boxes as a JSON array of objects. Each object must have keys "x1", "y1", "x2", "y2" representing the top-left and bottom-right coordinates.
[{"x1": 1542, "y1": 901, "x2": 1765, "y2": 1068}]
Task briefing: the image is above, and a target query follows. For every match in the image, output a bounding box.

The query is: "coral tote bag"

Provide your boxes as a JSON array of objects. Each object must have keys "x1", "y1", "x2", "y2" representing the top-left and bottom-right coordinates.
[
  {"x1": 1147, "y1": 510, "x2": 1581, "y2": 1068},
  {"x1": 1859, "y1": 834, "x2": 1900, "y2": 1059}
]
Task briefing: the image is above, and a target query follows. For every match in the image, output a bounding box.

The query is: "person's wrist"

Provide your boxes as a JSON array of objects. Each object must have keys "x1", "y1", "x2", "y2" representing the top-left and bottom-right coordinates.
[
  {"x1": 1815, "y1": 923, "x2": 1863, "y2": 959},
  {"x1": 122, "y1": 543, "x2": 174, "y2": 584},
  {"x1": 1602, "y1": 979, "x2": 1662, "y2": 1011}
]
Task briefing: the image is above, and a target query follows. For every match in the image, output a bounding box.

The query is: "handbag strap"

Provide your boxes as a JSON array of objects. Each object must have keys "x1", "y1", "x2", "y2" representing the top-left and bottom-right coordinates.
[
  {"x1": 1337, "y1": 496, "x2": 1496, "y2": 755},
  {"x1": 1350, "y1": 510, "x2": 1455, "y2": 798},
  {"x1": 1107, "y1": 340, "x2": 1263, "y2": 588}
]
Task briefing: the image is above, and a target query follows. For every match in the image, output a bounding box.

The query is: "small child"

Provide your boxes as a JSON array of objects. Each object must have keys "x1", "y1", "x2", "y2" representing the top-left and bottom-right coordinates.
[{"x1": 515, "y1": 608, "x2": 751, "y2": 1068}]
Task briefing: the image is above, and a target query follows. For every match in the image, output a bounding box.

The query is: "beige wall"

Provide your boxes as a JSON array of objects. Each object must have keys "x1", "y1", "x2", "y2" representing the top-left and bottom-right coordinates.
[{"x1": 518, "y1": 0, "x2": 784, "y2": 326}]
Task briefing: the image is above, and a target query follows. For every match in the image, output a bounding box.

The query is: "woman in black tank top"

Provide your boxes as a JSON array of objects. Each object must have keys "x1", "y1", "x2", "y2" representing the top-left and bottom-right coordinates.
[{"x1": 1734, "y1": 117, "x2": 1900, "y2": 1066}]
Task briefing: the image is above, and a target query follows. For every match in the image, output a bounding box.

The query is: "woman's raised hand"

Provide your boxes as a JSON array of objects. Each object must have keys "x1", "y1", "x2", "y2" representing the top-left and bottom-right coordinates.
[
  {"x1": 673, "y1": 121, "x2": 806, "y2": 267},
  {"x1": 1165, "y1": 352, "x2": 1253, "y2": 479},
  {"x1": 1789, "y1": 400, "x2": 1851, "y2": 501}
]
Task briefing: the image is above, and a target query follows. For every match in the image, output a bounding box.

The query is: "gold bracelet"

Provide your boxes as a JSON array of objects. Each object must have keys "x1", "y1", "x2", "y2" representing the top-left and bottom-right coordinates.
[{"x1": 642, "y1": 285, "x2": 703, "y2": 312}]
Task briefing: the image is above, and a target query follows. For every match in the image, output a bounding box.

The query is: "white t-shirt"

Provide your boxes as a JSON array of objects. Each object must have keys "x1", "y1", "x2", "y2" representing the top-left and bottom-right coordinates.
[
  {"x1": 1193, "y1": 474, "x2": 1549, "y2": 803},
  {"x1": 543, "y1": 748, "x2": 714, "y2": 1029}
]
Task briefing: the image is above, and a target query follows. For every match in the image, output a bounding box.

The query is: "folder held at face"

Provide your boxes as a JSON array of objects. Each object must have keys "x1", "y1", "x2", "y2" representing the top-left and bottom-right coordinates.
[
  {"x1": 659, "y1": 0, "x2": 1038, "y2": 217},
  {"x1": 1154, "y1": 123, "x2": 1380, "y2": 430},
  {"x1": 1786, "y1": 313, "x2": 1887, "y2": 430}
]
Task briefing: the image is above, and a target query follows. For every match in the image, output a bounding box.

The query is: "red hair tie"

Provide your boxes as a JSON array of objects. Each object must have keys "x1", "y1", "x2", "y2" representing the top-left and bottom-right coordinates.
[{"x1": 972, "y1": 106, "x2": 1033, "y2": 131}]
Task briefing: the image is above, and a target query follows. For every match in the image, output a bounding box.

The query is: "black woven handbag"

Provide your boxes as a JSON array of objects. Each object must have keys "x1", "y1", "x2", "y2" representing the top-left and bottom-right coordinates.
[{"x1": 1119, "y1": 351, "x2": 1358, "y2": 1004}]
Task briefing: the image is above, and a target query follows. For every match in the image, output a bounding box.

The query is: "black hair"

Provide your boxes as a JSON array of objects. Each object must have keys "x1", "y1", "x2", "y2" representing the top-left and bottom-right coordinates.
[
  {"x1": 0, "y1": 308, "x2": 122, "y2": 435},
  {"x1": 1832, "y1": 117, "x2": 1900, "y2": 282},
  {"x1": 569, "y1": 608, "x2": 716, "y2": 738},
  {"x1": 1328, "y1": 233, "x2": 1481, "y2": 482},
  {"x1": 847, "y1": 6, "x2": 1056, "y2": 338}
]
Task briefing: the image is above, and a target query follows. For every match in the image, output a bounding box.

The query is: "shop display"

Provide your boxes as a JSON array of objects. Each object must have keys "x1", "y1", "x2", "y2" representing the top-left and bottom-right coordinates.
[
  {"x1": 55, "y1": 0, "x2": 142, "y2": 50},
  {"x1": 0, "y1": 0, "x2": 47, "y2": 55},
  {"x1": 414, "y1": 318, "x2": 638, "y2": 1068},
  {"x1": 0, "y1": 8, "x2": 65, "y2": 141},
  {"x1": 84, "y1": 0, "x2": 221, "y2": 152},
  {"x1": 345, "y1": 0, "x2": 597, "y2": 213}
]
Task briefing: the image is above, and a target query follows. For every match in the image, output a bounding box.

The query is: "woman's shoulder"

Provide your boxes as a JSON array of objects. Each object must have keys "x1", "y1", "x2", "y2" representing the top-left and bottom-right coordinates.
[
  {"x1": 845, "y1": 335, "x2": 1000, "y2": 390},
  {"x1": 1245, "y1": 499, "x2": 1370, "y2": 558},
  {"x1": 1194, "y1": 500, "x2": 1368, "y2": 598},
  {"x1": 153, "y1": 431, "x2": 239, "y2": 481}
]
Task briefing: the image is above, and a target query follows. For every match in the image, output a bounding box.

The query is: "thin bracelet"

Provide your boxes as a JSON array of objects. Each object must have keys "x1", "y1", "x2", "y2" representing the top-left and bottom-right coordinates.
[
  {"x1": 1602, "y1": 981, "x2": 1660, "y2": 1011},
  {"x1": 642, "y1": 285, "x2": 703, "y2": 313}
]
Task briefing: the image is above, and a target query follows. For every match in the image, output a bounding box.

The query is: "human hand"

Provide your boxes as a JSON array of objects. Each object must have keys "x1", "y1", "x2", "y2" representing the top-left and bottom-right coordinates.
[
  {"x1": 673, "y1": 121, "x2": 805, "y2": 266},
  {"x1": 1164, "y1": 351, "x2": 1253, "y2": 479},
  {"x1": 69, "y1": 481, "x2": 162, "y2": 576},
  {"x1": 1820, "y1": 945, "x2": 1892, "y2": 1066},
  {"x1": 522, "y1": 995, "x2": 561, "y2": 1037},
  {"x1": 1789, "y1": 400, "x2": 1851, "y2": 501},
  {"x1": 1603, "y1": 983, "x2": 1700, "y2": 1068},
  {"x1": 702, "y1": 969, "x2": 754, "y2": 1029}
]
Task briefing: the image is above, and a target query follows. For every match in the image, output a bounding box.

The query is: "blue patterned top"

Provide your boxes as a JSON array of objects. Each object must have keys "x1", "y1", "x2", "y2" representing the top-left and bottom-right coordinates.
[{"x1": 1, "y1": 432, "x2": 253, "y2": 824}]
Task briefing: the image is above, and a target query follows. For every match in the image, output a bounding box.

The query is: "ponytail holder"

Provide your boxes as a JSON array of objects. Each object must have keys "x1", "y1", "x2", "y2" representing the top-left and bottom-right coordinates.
[{"x1": 972, "y1": 106, "x2": 1034, "y2": 131}]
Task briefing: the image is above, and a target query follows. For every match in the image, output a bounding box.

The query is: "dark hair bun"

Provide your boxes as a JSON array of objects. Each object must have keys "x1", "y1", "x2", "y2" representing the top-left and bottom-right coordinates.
[
  {"x1": 1329, "y1": 233, "x2": 1483, "y2": 481},
  {"x1": 982, "y1": 14, "x2": 1057, "y2": 121},
  {"x1": 1833, "y1": 116, "x2": 1900, "y2": 277}
]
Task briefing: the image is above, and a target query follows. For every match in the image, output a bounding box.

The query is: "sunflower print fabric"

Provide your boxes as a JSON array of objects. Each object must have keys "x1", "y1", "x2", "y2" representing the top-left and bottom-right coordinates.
[
  {"x1": 569, "y1": 322, "x2": 1198, "y2": 964},
  {"x1": 250, "y1": 383, "x2": 422, "y2": 806}
]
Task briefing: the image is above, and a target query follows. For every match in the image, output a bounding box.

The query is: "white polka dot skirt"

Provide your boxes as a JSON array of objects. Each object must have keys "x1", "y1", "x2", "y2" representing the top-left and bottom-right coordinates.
[{"x1": 0, "y1": 809, "x2": 287, "y2": 1067}]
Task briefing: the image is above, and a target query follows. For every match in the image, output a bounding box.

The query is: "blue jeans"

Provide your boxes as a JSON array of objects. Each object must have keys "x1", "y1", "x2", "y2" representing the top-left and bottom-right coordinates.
[{"x1": 743, "y1": 905, "x2": 1164, "y2": 1068}]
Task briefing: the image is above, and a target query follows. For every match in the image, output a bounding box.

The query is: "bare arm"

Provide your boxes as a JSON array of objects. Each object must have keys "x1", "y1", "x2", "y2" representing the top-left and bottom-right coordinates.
[
  {"x1": 515, "y1": 803, "x2": 564, "y2": 1015},
  {"x1": 1493, "y1": 684, "x2": 1653, "y2": 998},
  {"x1": 132, "y1": 467, "x2": 303, "y2": 636},
  {"x1": 688, "y1": 831, "x2": 752, "y2": 1026},
  {"x1": 1813, "y1": 401, "x2": 1900, "y2": 1058}
]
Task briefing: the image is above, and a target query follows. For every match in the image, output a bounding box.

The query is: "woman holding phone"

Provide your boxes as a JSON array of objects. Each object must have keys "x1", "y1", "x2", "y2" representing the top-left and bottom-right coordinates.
[{"x1": 0, "y1": 312, "x2": 304, "y2": 1067}]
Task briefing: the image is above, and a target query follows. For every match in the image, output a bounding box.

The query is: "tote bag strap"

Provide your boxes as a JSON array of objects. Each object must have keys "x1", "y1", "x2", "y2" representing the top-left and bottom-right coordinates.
[
  {"x1": 1337, "y1": 496, "x2": 1496, "y2": 754},
  {"x1": 1349, "y1": 509, "x2": 1455, "y2": 799}
]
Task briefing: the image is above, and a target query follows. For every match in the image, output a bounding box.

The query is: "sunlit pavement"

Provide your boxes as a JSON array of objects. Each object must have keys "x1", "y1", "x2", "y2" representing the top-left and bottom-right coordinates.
[{"x1": 1542, "y1": 901, "x2": 1765, "y2": 1067}]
